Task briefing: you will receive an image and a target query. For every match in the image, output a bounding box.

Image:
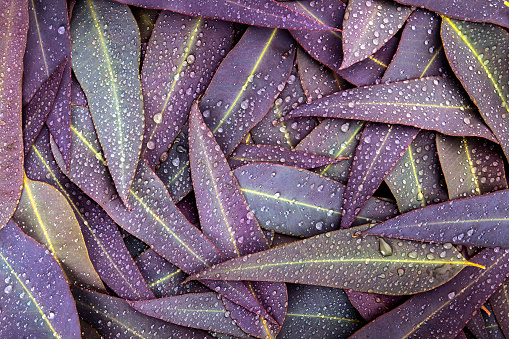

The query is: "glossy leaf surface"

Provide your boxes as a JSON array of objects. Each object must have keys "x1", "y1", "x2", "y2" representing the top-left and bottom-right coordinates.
[
  {"x1": 441, "y1": 18, "x2": 509, "y2": 161},
  {"x1": 0, "y1": 0, "x2": 27, "y2": 229},
  {"x1": 284, "y1": 77, "x2": 498, "y2": 142},
  {"x1": 71, "y1": 0, "x2": 144, "y2": 204},
  {"x1": 142, "y1": 11, "x2": 232, "y2": 168},
  {"x1": 362, "y1": 189, "x2": 509, "y2": 248},
  {"x1": 350, "y1": 248, "x2": 509, "y2": 338},
  {"x1": 190, "y1": 225, "x2": 478, "y2": 295},
  {"x1": 0, "y1": 221, "x2": 79, "y2": 339},
  {"x1": 13, "y1": 175, "x2": 105, "y2": 291}
]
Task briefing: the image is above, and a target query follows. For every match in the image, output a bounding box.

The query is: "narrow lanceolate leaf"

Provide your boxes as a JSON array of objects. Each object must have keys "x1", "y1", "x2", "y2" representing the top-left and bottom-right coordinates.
[
  {"x1": 437, "y1": 135, "x2": 507, "y2": 199},
  {"x1": 228, "y1": 144, "x2": 344, "y2": 170},
  {"x1": 189, "y1": 104, "x2": 287, "y2": 335},
  {"x1": 0, "y1": 221, "x2": 80, "y2": 339},
  {"x1": 135, "y1": 249, "x2": 207, "y2": 298},
  {"x1": 142, "y1": 11, "x2": 232, "y2": 168},
  {"x1": 110, "y1": 0, "x2": 335, "y2": 30},
  {"x1": 250, "y1": 66, "x2": 316, "y2": 149},
  {"x1": 72, "y1": 286, "x2": 210, "y2": 339},
  {"x1": 130, "y1": 293, "x2": 248, "y2": 337},
  {"x1": 234, "y1": 163, "x2": 344, "y2": 237},
  {"x1": 394, "y1": 0, "x2": 509, "y2": 28},
  {"x1": 189, "y1": 225, "x2": 479, "y2": 295},
  {"x1": 284, "y1": 77, "x2": 498, "y2": 143},
  {"x1": 26, "y1": 128, "x2": 154, "y2": 301},
  {"x1": 385, "y1": 131, "x2": 448, "y2": 213},
  {"x1": 362, "y1": 189, "x2": 509, "y2": 248},
  {"x1": 54, "y1": 104, "x2": 275, "y2": 319},
  {"x1": 490, "y1": 281, "x2": 509, "y2": 337},
  {"x1": 350, "y1": 248, "x2": 509, "y2": 339},
  {"x1": 285, "y1": 0, "x2": 345, "y2": 73},
  {"x1": 340, "y1": 124, "x2": 418, "y2": 229},
  {"x1": 190, "y1": 104, "x2": 271, "y2": 258},
  {"x1": 345, "y1": 289, "x2": 406, "y2": 322},
  {"x1": 199, "y1": 26, "x2": 296, "y2": 156},
  {"x1": 13, "y1": 175, "x2": 105, "y2": 292},
  {"x1": 24, "y1": 0, "x2": 72, "y2": 167},
  {"x1": 381, "y1": 9, "x2": 449, "y2": 83},
  {"x1": 278, "y1": 284, "x2": 364, "y2": 338},
  {"x1": 296, "y1": 119, "x2": 365, "y2": 184},
  {"x1": 71, "y1": 0, "x2": 144, "y2": 205},
  {"x1": 466, "y1": 311, "x2": 489, "y2": 339},
  {"x1": 340, "y1": 0, "x2": 412, "y2": 69},
  {"x1": 23, "y1": 59, "x2": 67, "y2": 154},
  {"x1": 0, "y1": 0, "x2": 27, "y2": 229},
  {"x1": 441, "y1": 18, "x2": 509, "y2": 161},
  {"x1": 353, "y1": 197, "x2": 399, "y2": 227}
]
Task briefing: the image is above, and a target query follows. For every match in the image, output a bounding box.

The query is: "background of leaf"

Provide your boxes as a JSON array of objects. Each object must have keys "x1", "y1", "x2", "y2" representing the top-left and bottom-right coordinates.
[{"x1": 1, "y1": 0, "x2": 509, "y2": 337}]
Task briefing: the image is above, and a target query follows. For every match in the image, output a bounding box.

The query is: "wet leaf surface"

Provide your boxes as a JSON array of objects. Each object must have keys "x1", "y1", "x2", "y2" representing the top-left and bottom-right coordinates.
[
  {"x1": 0, "y1": 221, "x2": 80, "y2": 339},
  {"x1": 189, "y1": 225, "x2": 479, "y2": 295},
  {"x1": 71, "y1": 0, "x2": 144, "y2": 205}
]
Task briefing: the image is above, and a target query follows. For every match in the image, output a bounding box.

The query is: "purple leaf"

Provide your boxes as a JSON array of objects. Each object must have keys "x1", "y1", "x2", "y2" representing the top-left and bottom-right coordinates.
[
  {"x1": 23, "y1": 58, "x2": 67, "y2": 154},
  {"x1": 228, "y1": 143, "x2": 345, "y2": 170},
  {"x1": 71, "y1": 0, "x2": 144, "y2": 206},
  {"x1": 466, "y1": 311, "x2": 489, "y2": 339},
  {"x1": 132, "y1": 7, "x2": 159, "y2": 44},
  {"x1": 23, "y1": 0, "x2": 72, "y2": 167},
  {"x1": 111, "y1": 0, "x2": 336, "y2": 30},
  {"x1": 441, "y1": 18, "x2": 509, "y2": 162},
  {"x1": 142, "y1": 11, "x2": 232, "y2": 169},
  {"x1": 340, "y1": 123, "x2": 418, "y2": 229},
  {"x1": 340, "y1": 0, "x2": 412, "y2": 69},
  {"x1": 345, "y1": 289, "x2": 406, "y2": 322},
  {"x1": 188, "y1": 225, "x2": 479, "y2": 295},
  {"x1": 490, "y1": 281, "x2": 509, "y2": 337},
  {"x1": 130, "y1": 293, "x2": 249, "y2": 337},
  {"x1": 26, "y1": 128, "x2": 154, "y2": 301},
  {"x1": 284, "y1": 77, "x2": 498, "y2": 143},
  {"x1": 349, "y1": 248, "x2": 509, "y2": 338},
  {"x1": 362, "y1": 189, "x2": 509, "y2": 248},
  {"x1": 393, "y1": 0, "x2": 509, "y2": 28},
  {"x1": 353, "y1": 196, "x2": 399, "y2": 226},
  {"x1": 72, "y1": 286, "x2": 210, "y2": 338},
  {"x1": 0, "y1": 0, "x2": 27, "y2": 229},
  {"x1": 0, "y1": 220, "x2": 80, "y2": 338},
  {"x1": 199, "y1": 26, "x2": 296, "y2": 156}
]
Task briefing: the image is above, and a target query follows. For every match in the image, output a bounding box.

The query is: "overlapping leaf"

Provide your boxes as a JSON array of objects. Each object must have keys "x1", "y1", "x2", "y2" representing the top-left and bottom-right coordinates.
[
  {"x1": 111, "y1": 0, "x2": 336, "y2": 30},
  {"x1": 142, "y1": 11, "x2": 232, "y2": 168},
  {"x1": 350, "y1": 248, "x2": 509, "y2": 338},
  {"x1": 345, "y1": 290, "x2": 406, "y2": 322},
  {"x1": 284, "y1": 76, "x2": 497, "y2": 142},
  {"x1": 362, "y1": 189, "x2": 509, "y2": 248},
  {"x1": 13, "y1": 174, "x2": 105, "y2": 291},
  {"x1": 490, "y1": 281, "x2": 509, "y2": 337},
  {"x1": 0, "y1": 0, "x2": 27, "y2": 229},
  {"x1": 189, "y1": 225, "x2": 480, "y2": 295},
  {"x1": 71, "y1": 0, "x2": 144, "y2": 205},
  {"x1": 441, "y1": 18, "x2": 509, "y2": 161},
  {"x1": 0, "y1": 221, "x2": 80, "y2": 338}
]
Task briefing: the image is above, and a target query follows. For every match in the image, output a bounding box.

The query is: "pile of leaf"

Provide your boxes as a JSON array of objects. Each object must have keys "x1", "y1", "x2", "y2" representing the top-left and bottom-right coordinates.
[{"x1": 1, "y1": 0, "x2": 509, "y2": 337}]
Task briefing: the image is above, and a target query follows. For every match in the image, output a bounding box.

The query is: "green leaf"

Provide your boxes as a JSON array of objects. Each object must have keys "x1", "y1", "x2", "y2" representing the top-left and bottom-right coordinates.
[{"x1": 71, "y1": 0, "x2": 144, "y2": 205}]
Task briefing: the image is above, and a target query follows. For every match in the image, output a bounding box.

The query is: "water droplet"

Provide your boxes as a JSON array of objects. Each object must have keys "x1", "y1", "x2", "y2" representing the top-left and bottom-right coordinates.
[
  {"x1": 57, "y1": 26, "x2": 65, "y2": 35},
  {"x1": 379, "y1": 238, "x2": 393, "y2": 256},
  {"x1": 153, "y1": 113, "x2": 162, "y2": 124},
  {"x1": 186, "y1": 54, "x2": 195, "y2": 64}
]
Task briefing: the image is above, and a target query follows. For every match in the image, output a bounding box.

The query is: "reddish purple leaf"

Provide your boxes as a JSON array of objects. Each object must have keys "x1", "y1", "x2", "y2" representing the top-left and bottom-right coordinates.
[
  {"x1": 130, "y1": 293, "x2": 249, "y2": 337},
  {"x1": 394, "y1": 0, "x2": 509, "y2": 28},
  {"x1": 141, "y1": 11, "x2": 232, "y2": 169},
  {"x1": 349, "y1": 248, "x2": 509, "y2": 338},
  {"x1": 228, "y1": 143, "x2": 345, "y2": 170},
  {"x1": 284, "y1": 77, "x2": 498, "y2": 143},
  {"x1": 441, "y1": 18, "x2": 509, "y2": 162},
  {"x1": 189, "y1": 225, "x2": 478, "y2": 295},
  {"x1": 26, "y1": 128, "x2": 154, "y2": 301},
  {"x1": 345, "y1": 289, "x2": 406, "y2": 322},
  {"x1": 286, "y1": 0, "x2": 345, "y2": 73},
  {"x1": 73, "y1": 286, "x2": 210, "y2": 338},
  {"x1": 111, "y1": 0, "x2": 336, "y2": 30},
  {"x1": 23, "y1": 58, "x2": 66, "y2": 154},
  {"x1": 0, "y1": 220, "x2": 79, "y2": 338},
  {"x1": 0, "y1": 0, "x2": 27, "y2": 229},
  {"x1": 340, "y1": 0, "x2": 412, "y2": 69},
  {"x1": 340, "y1": 123, "x2": 418, "y2": 229},
  {"x1": 199, "y1": 26, "x2": 296, "y2": 156},
  {"x1": 362, "y1": 189, "x2": 509, "y2": 248},
  {"x1": 23, "y1": 0, "x2": 71, "y2": 168}
]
